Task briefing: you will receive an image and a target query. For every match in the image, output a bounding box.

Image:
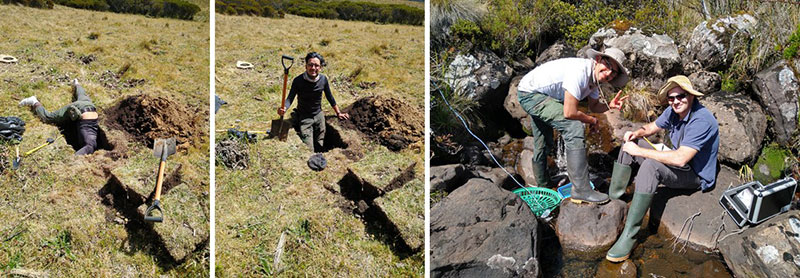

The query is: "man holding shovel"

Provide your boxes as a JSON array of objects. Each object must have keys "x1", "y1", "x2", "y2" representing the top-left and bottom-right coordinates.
[
  {"x1": 277, "y1": 52, "x2": 349, "y2": 152},
  {"x1": 605, "y1": 75, "x2": 719, "y2": 262},
  {"x1": 18, "y1": 79, "x2": 99, "y2": 155},
  {"x1": 517, "y1": 47, "x2": 629, "y2": 204}
]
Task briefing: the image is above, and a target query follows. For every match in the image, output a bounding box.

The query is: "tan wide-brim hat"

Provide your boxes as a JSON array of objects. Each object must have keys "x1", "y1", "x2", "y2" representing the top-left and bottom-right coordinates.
[
  {"x1": 657, "y1": 75, "x2": 704, "y2": 102},
  {"x1": 586, "y1": 47, "x2": 630, "y2": 88}
]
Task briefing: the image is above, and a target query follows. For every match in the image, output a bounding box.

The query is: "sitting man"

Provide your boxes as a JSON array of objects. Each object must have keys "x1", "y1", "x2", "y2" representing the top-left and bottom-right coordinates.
[
  {"x1": 606, "y1": 75, "x2": 719, "y2": 262},
  {"x1": 18, "y1": 79, "x2": 100, "y2": 155}
]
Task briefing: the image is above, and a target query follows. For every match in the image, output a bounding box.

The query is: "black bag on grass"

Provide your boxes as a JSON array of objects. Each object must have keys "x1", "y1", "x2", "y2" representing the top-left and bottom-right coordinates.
[{"x1": 0, "y1": 116, "x2": 25, "y2": 142}]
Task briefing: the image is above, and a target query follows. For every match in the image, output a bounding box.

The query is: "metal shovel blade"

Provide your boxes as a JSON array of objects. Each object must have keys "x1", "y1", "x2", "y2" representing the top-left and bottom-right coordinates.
[
  {"x1": 269, "y1": 118, "x2": 291, "y2": 141},
  {"x1": 12, "y1": 157, "x2": 19, "y2": 170},
  {"x1": 153, "y1": 138, "x2": 176, "y2": 159},
  {"x1": 144, "y1": 199, "x2": 163, "y2": 222}
]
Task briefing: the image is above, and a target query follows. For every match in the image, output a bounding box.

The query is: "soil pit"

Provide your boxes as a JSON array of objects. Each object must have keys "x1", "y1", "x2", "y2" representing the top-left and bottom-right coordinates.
[
  {"x1": 342, "y1": 96, "x2": 423, "y2": 151},
  {"x1": 334, "y1": 165, "x2": 419, "y2": 256},
  {"x1": 319, "y1": 119, "x2": 349, "y2": 153},
  {"x1": 216, "y1": 139, "x2": 249, "y2": 169},
  {"x1": 104, "y1": 94, "x2": 205, "y2": 148},
  {"x1": 59, "y1": 122, "x2": 115, "y2": 153}
]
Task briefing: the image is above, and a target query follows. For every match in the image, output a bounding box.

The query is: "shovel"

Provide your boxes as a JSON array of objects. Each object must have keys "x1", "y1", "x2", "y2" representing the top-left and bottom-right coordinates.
[
  {"x1": 12, "y1": 136, "x2": 61, "y2": 169},
  {"x1": 144, "y1": 138, "x2": 176, "y2": 223},
  {"x1": 11, "y1": 145, "x2": 19, "y2": 170},
  {"x1": 270, "y1": 54, "x2": 294, "y2": 141}
]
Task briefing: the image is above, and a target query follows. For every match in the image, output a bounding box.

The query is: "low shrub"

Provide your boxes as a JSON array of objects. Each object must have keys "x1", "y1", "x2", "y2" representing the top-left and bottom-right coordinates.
[{"x1": 2, "y1": 0, "x2": 54, "y2": 8}]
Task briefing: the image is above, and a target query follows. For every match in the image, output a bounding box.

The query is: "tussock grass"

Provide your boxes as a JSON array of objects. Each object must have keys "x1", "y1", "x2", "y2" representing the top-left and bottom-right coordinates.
[
  {"x1": 215, "y1": 13, "x2": 423, "y2": 276},
  {"x1": 0, "y1": 4, "x2": 208, "y2": 276}
]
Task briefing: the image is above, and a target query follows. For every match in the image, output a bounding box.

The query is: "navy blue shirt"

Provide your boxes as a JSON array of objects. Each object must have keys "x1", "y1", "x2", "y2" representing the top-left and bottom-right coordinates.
[
  {"x1": 655, "y1": 100, "x2": 720, "y2": 190},
  {"x1": 284, "y1": 74, "x2": 337, "y2": 117}
]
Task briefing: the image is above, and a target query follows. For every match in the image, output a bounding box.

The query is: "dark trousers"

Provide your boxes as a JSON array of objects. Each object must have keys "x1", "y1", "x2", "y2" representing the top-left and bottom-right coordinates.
[
  {"x1": 619, "y1": 139, "x2": 701, "y2": 193},
  {"x1": 75, "y1": 119, "x2": 98, "y2": 155}
]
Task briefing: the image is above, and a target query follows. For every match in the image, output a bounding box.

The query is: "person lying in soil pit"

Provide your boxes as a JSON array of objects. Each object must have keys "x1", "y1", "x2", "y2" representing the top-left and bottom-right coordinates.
[
  {"x1": 278, "y1": 52, "x2": 350, "y2": 152},
  {"x1": 605, "y1": 75, "x2": 719, "y2": 262},
  {"x1": 517, "y1": 47, "x2": 629, "y2": 204},
  {"x1": 18, "y1": 79, "x2": 99, "y2": 155}
]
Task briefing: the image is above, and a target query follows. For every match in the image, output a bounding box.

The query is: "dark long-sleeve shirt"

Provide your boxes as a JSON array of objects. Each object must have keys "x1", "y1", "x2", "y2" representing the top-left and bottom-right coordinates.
[{"x1": 284, "y1": 73, "x2": 337, "y2": 117}]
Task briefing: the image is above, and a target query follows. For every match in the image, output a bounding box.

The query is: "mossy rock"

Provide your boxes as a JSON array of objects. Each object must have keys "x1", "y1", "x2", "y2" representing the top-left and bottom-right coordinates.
[{"x1": 753, "y1": 145, "x2": 790, "y2": 184}]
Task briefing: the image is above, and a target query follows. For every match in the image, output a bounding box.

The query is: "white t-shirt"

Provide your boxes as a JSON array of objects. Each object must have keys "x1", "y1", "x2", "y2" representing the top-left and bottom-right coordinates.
[{"x1": 517, "y1": 58, "x2": 599, "y2": 102}]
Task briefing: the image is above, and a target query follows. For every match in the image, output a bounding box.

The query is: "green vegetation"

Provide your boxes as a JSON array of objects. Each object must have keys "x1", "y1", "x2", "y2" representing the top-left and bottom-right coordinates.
[
  {"x1": 784, "y1": 24, "x2": 800, "y2": 59},
  {"x1": 1, "y1": 0, "x2": 53, "y2": 8},
  {"x1": 754, "y1": 144, "x2": 790, "y2": 184},
  {"x1": 215, "y1": 0, "x2": 423, "y2": 25},
  {"x1": 49, "y1": 0, "x2": 201, "y2": 20}
]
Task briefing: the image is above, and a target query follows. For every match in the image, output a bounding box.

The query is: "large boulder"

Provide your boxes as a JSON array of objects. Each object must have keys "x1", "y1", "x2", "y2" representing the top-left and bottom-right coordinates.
[
  {"x1": 650, "y1": 165, "x2": 741, "y2": 249},
  {"x1": 604, "y1": 29, "x2": 682, "y2": 83},
  {"x1": 431, "y1": 178, "x2": 540, "y2": 277},
  {"x1": 504, "y1": 76, "x2": 532, "y2": 131},
  {"x1": 588, "y1": 27, "x2": 620, "y2": 50},
  {"x1": 556, "y1": 200, "x2": 626, "y2": 259},
  {"x1": 445, "y1": 50, "x2": 514, "y2": 102},
  {"x1": 688, "y1": 70, "x2": 722, "y2": 95},
  {"x1": 752, "y1": 60, "x2": 800, "y2": 147},
  {"x1": 703, "y1": 91, "x2": 767, "y2": 164},
  {"x1": 430, "y1": 164, "x2": 472, "y2": 192},
  {"x1": 683, "y1": 14, "x2": 757, "y2": 72},
  {"x1": 717, "y1": 211, "x2": 800, "y2": 277},
  {"x1": 535, "y1": 42, "x2": 576, "y2": 66}
]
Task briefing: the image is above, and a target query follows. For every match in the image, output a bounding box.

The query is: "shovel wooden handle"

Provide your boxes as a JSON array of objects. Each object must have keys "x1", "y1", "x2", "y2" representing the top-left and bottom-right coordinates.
[
  {"x1": 280, "y1": 72, "x2": 288, "y2": 111},
  {"x1": 154, "y1": 160, "x2": 165, "y2": 201}
]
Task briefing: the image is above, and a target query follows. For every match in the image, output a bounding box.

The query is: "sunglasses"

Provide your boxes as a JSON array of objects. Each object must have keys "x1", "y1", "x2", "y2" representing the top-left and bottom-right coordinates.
[{"x1": 667, "y1": 93, "x2": 687, "y2": 102}]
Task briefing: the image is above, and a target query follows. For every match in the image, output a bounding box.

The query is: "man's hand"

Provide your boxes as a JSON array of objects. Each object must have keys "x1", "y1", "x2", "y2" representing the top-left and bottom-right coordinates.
[
  {"x1": 609, "y1": 90, "x2": 629, "y2": 110},
  {"x1": 277, "y1": 107, "x2": 286, "y2": 116},
  {"x1": 622, "y1": 141, "x2": 641, "y2": 156},
  {"x1": 337, "y1": 112, "x2": 350, "y2": 120},
  {"x1": 623, "y1": 131, "x2": 638, "y2": 142}
]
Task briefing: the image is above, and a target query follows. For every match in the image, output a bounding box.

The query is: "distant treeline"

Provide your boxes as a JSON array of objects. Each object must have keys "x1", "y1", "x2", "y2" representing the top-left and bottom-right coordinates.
[
  {"x1": 215, "y1": 0, "x2": 424, "y2": 25},
  {"x1": 3, "y1": 0, "x2": 54, "y2": 8},
  {"x1": 3, "y1": 0, "x2": 200, "y2": 20}
]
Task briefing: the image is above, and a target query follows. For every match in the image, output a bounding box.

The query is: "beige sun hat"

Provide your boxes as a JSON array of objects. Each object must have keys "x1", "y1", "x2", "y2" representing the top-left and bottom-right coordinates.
[
  {"x1": 657, "y1": 75, "x2": 703, "y2": 102},
  {"x1": 586, "y1": 47, "x2": 630, "y2": 88}
]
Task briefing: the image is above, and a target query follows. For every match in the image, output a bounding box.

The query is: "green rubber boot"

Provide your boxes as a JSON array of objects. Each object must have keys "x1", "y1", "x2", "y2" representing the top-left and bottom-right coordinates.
[
  {"x1": 606, "y1": 192, "x2": 654, "y2": 262},
  {"x1": 609, "y1": 161, "x2": 632, "y2": 200},
  {"x1": 531, "y1": 161, "x2": 549, "y2": 187},
  {"x1": 566, "y1": 148, "x2": 609, "y2": 204}
]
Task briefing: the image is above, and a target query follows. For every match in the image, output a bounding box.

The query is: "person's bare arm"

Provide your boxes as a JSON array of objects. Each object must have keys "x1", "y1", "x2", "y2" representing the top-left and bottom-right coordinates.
[
  {"x1": 563, "y1": 91, "x2": 596, "y2": 124},
  {"x1": 622, "y1": 143, "x2": 697, "y2": 167}
]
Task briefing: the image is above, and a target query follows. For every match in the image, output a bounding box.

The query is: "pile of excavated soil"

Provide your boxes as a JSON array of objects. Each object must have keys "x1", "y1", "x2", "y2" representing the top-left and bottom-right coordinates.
[
  {"x1": 104, "y1": 94, "x2": 205, "y2": 148},
  {"x1": 216, "y1": 139, "x2": 248, "y2": 169},
  {"x1": 343, "y1": 96, "x2": 423, "y2": 151}
]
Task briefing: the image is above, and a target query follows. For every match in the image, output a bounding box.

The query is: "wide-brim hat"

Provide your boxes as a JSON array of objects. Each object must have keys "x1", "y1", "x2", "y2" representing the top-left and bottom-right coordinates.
[
  {"x1": 586, "y1": 47, "x2": 630, "y2": 88},
  {"x1": 657, "y1": 75, "x2": 703, "y2": 102}
]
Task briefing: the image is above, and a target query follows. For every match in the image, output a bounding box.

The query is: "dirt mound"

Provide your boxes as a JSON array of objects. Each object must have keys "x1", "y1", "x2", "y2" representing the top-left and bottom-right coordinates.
[
  {"x1": 343, "y1": 96, "x2": 423, "y2": 151},
  {"x1": 216, "y1": 139, "x2": 248, "y2": 169},
  {"x1": 105, "y1": 94, "x2": 205, "y2": 148}
]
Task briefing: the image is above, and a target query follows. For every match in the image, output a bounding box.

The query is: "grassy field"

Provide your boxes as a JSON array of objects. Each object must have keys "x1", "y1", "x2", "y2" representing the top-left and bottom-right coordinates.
[
  {"x1": 0, "y1": 4, "x2": 209, "y2": 277},
  {"x1": 215, "y1": 14, "x2": 424, "y2": 276}
]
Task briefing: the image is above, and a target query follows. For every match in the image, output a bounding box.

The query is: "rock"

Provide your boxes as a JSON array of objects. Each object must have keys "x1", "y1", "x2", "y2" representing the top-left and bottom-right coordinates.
[
  {"x1": 555, "y1": 199, "x2": 626, "y2": 259},
  {"x1": 430, "y1": 164, "x2": 472, "y2": 192},
  {"x1": 510, "y1": 56, "x2": 535, "y2": 72},
  {"x1": 595, "y1": 259, "x2": 637, "y2": 278},
  {"x1": 535, "y1": 42, "x2": 576, "y2": 65},
  {"x1": 604, "y1": 29, "x2": 681, "y2": 84},
  {"x1": 650, "y1": 165, "x2": 741, "y2": 249},
  {"x1": 683, "y1": 14, "x2": 757, "y2": 71},
  {"x1": 687, "y1": 260, "x2": 731, "y2": 278},
  {"x1": 522, "y1": 136, "x2": 535, "y2": 151},
  {"x1": 589, "y1": 28, "x2": 620, "y2": 50},
  {"x1": 602, "y1": 109, "x2": 645, "y2": 144},
  {"x1": 516, "y1": 149, "x2": 537, "y2": 186},
  {"x1": 445, "y1": 50, "x2": 514, "y2": 102},
  {"x1": 753, "y1": 145, "x2": 790, "y2": 184},
  {"x1": 752, "y1": 60, "x2": 800, "y2": 147},
  {"x1": 504, "y1": 76, "x2": 532, "y2": 131},
  {"x1": 472, "y1": 166, "x2": 520, "y2": 190},
  {"x1": 717, "y1": 211, "x2": 800, "y2": 277},
  {"x1": 703, "y1": 91, "x2": 767, "y2": 164},
  {"x1": 431, "y1": 178, "x2": 540, "y2": 278},
  {"x1": 688, "y1": 70, "x2": 721, "y2": 95}
]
